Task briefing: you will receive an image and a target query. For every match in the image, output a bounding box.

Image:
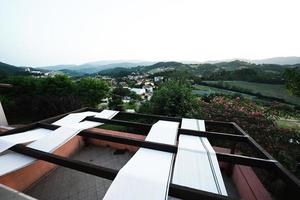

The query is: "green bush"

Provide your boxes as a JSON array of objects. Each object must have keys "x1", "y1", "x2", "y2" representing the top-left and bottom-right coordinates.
[
  {"x1": 77, "y1": 77, "x2": 109, "y2": 107},
  {"x1": 139, "y1": 80, "x2": 195, "y2": 117},
  {"x1": 1, "y1": 75, "x2": 109, "y2": 123},
  {"x1": 284, "y1": 68, "x2": 300, "y2": 97}
]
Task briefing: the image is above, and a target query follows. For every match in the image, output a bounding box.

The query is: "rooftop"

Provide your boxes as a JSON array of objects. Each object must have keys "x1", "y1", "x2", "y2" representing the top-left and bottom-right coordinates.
[{"x1": 0, "y1": 108, "x2": 299, "y2": 200}]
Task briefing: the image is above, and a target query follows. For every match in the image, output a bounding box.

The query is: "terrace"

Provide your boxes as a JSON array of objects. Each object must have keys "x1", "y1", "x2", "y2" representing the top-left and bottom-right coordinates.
[{"x1": 0, "y1": 108, "x2": 299, "y2": 199}]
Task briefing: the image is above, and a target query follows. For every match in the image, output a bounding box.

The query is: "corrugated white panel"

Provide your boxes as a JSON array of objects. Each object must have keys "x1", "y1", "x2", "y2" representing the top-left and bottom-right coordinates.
[
  {"x1": 172, "y1": 118, "x2": 227, "y2": 195},
  {"x1": 53, "y1": 111, "x2": 100, "y2": 127},
  {"x1": 0, "y1": 110, "x2": 118, "y2": 176},
  {"x1": 0, "y1": 128, "x2": 54, "y2": 154},
  {"x1": 0, "y1": 128, "x2": 52, "y2": 145},
  {"x1": 0, "y1": 139, "x2": 14, "y2": 154},
  {"x1": 26, "y1": 126, "x2": 81, "y2": 153},
  {"x1": 94, "y1": 109, "x2": 119, "y2": 119},
  {"x1": 104, "y1": 120, "x2": 179, "y2": 200},
  {"x1": 145, "y1": 120, "x2": 179, "y2": 145},
  {"x1": 0, "y1": 152, "x2": 35, "y2": 176}
]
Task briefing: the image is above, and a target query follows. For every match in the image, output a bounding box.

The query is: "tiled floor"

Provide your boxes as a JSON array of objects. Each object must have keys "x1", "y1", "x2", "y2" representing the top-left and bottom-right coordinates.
[
  {"x1": 25, "y1": 145, "x2": 239, "y2": 200},
  {"x1": 25, "y1": 145, "x2": 133, "y2": 200}
]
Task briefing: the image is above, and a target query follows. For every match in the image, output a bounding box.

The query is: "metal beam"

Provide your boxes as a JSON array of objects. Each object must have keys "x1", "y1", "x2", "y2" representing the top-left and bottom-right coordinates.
[
  {"x1": 0, "y1": 123, "x2": 38, "y2": 136},
  {"x1": 1, "y1": 108, "x2": 300, "y2": 196},
  {"x1": 216, "y1": 152, "x2": 277, "y2": 169},
  {"x1": 84, "y1": 116, "x2": 152, "y2": 133},
  {"x1": 37, "y1": 122, "x2": 278, "y2": 169},
  {"x1": 79, "y1": 129, "x2": 177, "y2": 153},
  {"x1": 179, "y1": 128, "x2": 248, "y2": 142},
  {"x1": 84, "y1": 116, "x2": 248, "y2": 143},
  {"x1": 169, "y1": 184, "x2": 233, "y2": 200},
  {"x1": 11, "y1": 144, "x2": 118, "y2": 180},
  {"x1": 88, "y1": 108, "x2": 235, "y2": 128},
  {"x1": 231, "y1": 122, "x2": 300, "y2": 194}
]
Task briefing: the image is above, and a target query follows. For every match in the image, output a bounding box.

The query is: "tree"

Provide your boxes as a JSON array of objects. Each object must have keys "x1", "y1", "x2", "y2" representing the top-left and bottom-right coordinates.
[
  {"x1": 38, "y1": 75, "x2": 75, "y2": 95},
  {"x1": 77, "y1": 77, "x2": 109, "y2": 107},
  {"x1": 140, "y1": 80, "x2": 195, "y2": 117},
  {"x1": 109, "y1": 86, "x2": 126, "y2": 110},
  {"x1": 284, "y1": 68, "x2": 300, "y2": 97}
]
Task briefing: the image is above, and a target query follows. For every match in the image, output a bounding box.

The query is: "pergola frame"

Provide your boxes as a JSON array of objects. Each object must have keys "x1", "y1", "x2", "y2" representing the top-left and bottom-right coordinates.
[{"x1": 1, "y1": 107, "x2": 300, "y2": 199}]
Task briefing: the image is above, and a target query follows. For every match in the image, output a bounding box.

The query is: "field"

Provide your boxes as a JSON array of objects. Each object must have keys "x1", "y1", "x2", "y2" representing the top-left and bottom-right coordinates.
[
  {"x1": 193, "y1": 84, "x2": 256, "y2": 98},
  {"x1": 276, "y1": 119, "x2": 300, "y2": 131},
  {"x1": 202, "y1": 81, "x2": 300, "y2": 105}
]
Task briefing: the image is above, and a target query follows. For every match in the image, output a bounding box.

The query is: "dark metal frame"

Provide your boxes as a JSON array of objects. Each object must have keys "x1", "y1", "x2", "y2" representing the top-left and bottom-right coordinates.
[{"x1": 1, "y1": 107, "x2": 300, "y2": 199}]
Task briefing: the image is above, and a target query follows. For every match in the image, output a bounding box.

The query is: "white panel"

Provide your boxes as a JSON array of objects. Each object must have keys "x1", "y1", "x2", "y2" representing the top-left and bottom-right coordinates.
[
  {"x1": 27, "y1": 126, "x2": 80, "y2": 152},
  {"x1": 104, "y1": 149, "x2": 174, "y2": 200},
  {"x1": 0, "y1": 110, "x2": 118, "y2": 176},
  {"x1": 0, "y1": 128, "x2": 53, "y2": 154},
  {"x1": 0, "y1": 127, "x2": 80, "y2": 176},
  {"x1": 172, "y1": 118, "x2": 227, "y2": 195},
  {"x1": 181, "y1": 118, "x2": 206, "y2": 131},
  {"x1": 0, "y1": 139, "x2": 14, "y2": 154},
  {"x1": 53, "y1": 111, "x2": 100, "y2": 126},
  {"x1": 177, "y1": 134, "x2": 206, "y2": 152},
  {"x1": 94, "y1": 109, "x2": 119, "y2": 119},
  {"x1": 0, "y1": 152, "x2": 35, "y2": 176},
  {"x1": 0, "y1": 128, "x2": 52, "y2": 145},
  {"x1": 145, "y1": 120, "x2": 179, "y2": 145},
  {"x1": 104, "y1": 120, "x2": 179, "y2": 200},
  {"x1": 174, "y1": 148, "x2": 218, "y2": 192},
  {"x1": 69, "y1": 121, "x2": 101, "y2": 130}
]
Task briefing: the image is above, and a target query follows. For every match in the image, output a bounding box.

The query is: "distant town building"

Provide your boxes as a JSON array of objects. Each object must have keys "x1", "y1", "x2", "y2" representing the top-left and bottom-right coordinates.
[
  {"x1": 130, "y1": 88, "x2": 146, "y2": 96},
  {"x1": 125, "y1": 109, "x2": 135, "y2": 113},
  {"x1": 122, "y1": 96, "x2": 131, "y2": 103},
  {"x1": 143, "y1": 85, "x2": 153, "y2": 93},
  {"x1": 154, "y1": 76, "x2": 163, "y2": 82}
]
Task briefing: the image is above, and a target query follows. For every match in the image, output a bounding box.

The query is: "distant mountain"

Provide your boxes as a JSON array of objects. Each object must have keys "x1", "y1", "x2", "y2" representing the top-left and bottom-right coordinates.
[
  {"x1": 202, "y1": 57, "x2": 300, "y2": 65},
  {"x1": 97, "y1": 60, "x2": 300, "y2": 81},
  {"x1": 42, "y1": 64, "x2": 77, "y2": 71},
  {"x1": 250, "y1": 57, "x2": 300, "y2": 65},
  {"x1": 41, "y1": 61, "x2": 155, "y2": 75},
  {"x1": 58, "y1": 69, "x2": 83, "y2": 77}
]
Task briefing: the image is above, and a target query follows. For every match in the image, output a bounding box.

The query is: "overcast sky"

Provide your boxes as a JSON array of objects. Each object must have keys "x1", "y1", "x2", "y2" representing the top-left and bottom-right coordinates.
[{"x1": 0, "y1": 0, "x2": 299, "y2": 67}]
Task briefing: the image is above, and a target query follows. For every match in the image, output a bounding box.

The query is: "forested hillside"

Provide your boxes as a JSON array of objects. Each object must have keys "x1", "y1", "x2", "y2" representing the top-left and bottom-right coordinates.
[{"x1": 97, "y1": 60, "x2": 300, "y2": 83}]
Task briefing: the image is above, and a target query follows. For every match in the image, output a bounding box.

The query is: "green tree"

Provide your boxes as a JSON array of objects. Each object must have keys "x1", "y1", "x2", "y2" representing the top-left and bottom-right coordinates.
[
  {"x1": 1, "y1": 75, "x2": 82, "y2": 122},
  {"x1": 141, "y1": 80, "x2": 195, "y2": 117},
  {"x1": 109, "y1": 86, "x2": 125, "y2": 110},
  {"x1": 284, "y1": 68, "x2": 300, "y2": 97},
  {"x1": 38, "y1": 75, "x2": 75, "y2": 95},
  {"x1": 77, "y1": 77, "x2": 109, "y2": 107}
]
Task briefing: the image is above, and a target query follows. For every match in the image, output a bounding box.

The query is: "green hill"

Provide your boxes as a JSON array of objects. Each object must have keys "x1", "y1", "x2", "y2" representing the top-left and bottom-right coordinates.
[
  {"x1": 97, "y1": 60, "x2": 299, "y2": 83},
  {"x1": 0, "y1": 62, "x2": 24, "y2": 75}
]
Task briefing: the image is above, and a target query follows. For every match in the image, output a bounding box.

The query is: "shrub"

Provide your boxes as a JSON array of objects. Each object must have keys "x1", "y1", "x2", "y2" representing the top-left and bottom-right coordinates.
[
  {"x1": 1, "y1": 75, "x2": 109, "y2": 123},
  {"x1": 140, "y1": 80, "x2": 195, "y2": 117},
  {"x1": 77, "y1": 77, "x2": 109, "y2": 107}
]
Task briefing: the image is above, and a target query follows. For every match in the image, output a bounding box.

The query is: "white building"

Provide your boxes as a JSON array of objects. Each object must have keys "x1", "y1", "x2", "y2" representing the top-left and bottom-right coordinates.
[
  {"x1": 154, "y1": 76, "x2": 164, "y2": 82},
  {"x1": 130, "y1": 88, "x2": 146, "y2": 96},
  {"x1": 143, "y1": 85, "x2": 153, "y2": 93}
]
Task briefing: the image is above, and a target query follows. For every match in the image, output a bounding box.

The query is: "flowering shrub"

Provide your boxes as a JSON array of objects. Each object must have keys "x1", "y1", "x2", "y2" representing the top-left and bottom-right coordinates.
[{"x1": 193, "y1": 95, "x2": 299, "y2": 177}]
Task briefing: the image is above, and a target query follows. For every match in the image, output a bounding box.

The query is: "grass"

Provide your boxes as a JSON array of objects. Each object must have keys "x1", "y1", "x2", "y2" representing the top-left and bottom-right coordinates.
[
  {"x1": 203, "y1": 81, "x2": 300, "y2": 105},
  {"x1": 276, "y1": 119, "x2": 300, "y2": 132},
  {"x1": 193, "y1": 84, "x2": 256, "y2": 98}
]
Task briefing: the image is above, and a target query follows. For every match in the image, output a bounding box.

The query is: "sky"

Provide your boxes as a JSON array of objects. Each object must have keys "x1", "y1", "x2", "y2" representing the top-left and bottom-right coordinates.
[{"x1": 0, "y1": 0, "x2": 300, "y2": 67}]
